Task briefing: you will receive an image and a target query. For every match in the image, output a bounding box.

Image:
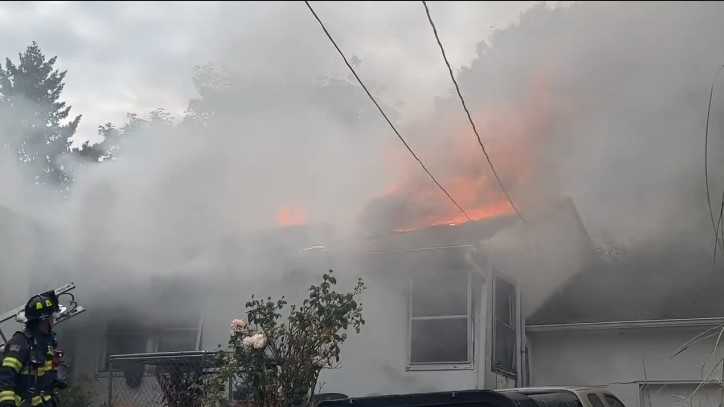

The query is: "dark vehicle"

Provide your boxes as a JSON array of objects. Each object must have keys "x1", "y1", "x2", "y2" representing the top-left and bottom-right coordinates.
[
  {"x1": 497, "y1": 387, "x2": 628, "y2": 407},
  {"x1": 501, "y1": 391, "x2": 545, "y2": 407},
  {"x1": 317, "y1": 389, "x2": 529, "y2": 407},
  {"x1": 315, "y1": 393, "x2": 348, "y2": 403}
]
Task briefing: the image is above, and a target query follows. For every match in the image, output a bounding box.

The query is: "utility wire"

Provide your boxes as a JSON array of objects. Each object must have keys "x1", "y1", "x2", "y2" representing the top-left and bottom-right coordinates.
[
  {"x1": 305, "y1": 1, "x2": 471, "y2": 222},
  {"x1": 705, "y1": 64, "x2": 724, "y2": 254},
  {"x1": 422, "y1": 1, "x2": 525, "y2": 224},
  {"x1": 714, "y1": 189, "x2": 724, "y2": 272}
]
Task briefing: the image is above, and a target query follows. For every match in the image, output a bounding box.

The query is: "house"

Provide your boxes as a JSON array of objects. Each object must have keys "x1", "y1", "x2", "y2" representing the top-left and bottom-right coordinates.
[
  {"x1": 2, "y1": 198, "x2": 625, "y2": 405},
  {"x1": 525, "y1": 239, "x2": 724, "y2": 407},
  {"x1": 39, "y1": 197, "x2": 602, "y2": 406},
  {"x1": 3, "y1": 195, "x2": 719, "y2": 407}
]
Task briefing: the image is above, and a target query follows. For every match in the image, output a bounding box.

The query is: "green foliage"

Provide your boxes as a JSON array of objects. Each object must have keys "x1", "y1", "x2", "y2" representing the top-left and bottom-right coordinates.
[
  {"x1": 56, "y1": 375, "x2": 93, "y2": 407},
  {"x1": 155, "y1": 362, "x2": 213, "y2": 407},
  {"x1": 208, "y1": 270, "x2": 366, "y2": 407},
  {"x1": 184, "y1": 64, "x2": 397, "y2": 132},
  {"x1": 81, "y1": 108, "x2": 175, "y2": 162},
  {"x1": 0, "y1": 41, "x2": 81, "y2": 187}
]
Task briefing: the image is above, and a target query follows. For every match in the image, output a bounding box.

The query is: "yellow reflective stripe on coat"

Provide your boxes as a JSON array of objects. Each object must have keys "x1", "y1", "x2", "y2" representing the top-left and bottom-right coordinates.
[
  {"x1": 0, "y1": 390, "x2": 20, "y2": 404},
  {"x1": 21, "y1": 361, "x2": 53, "y2": 377},
  {"x1": 1, "y1": 357, "x2": 22, "y2": 372},
  {"x1": 30, "y1": 394, "x2": 52, "y2": 406}
]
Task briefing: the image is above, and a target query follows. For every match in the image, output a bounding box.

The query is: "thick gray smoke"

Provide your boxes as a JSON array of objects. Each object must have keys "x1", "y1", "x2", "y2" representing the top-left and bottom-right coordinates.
[
  {"x1": 1, "y1": 0, "x2": 724, "y2": 366},
  {"x1": 0, "y1": 2, "x2": 538, "y2": 301}
]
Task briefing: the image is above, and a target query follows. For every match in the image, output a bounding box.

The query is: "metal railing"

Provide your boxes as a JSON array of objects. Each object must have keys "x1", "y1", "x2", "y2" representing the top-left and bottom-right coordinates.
[
  {"x1": 107, "y1": 351, "x2": 348, "y2": 407},
  {"x1": 107, "y1": 351, "x2": 230, "y2": 407}
]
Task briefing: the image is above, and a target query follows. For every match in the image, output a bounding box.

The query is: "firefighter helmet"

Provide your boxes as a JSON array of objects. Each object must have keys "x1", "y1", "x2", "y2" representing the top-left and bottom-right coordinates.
[{"x1": 24, "y1": 294, "x2": 58, "y2": 321}]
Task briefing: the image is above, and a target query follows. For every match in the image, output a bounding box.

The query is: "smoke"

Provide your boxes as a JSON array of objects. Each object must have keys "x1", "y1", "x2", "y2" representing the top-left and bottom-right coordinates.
[
  {"x1": 360, "y1": 1, "x2": 724, "y2": 250},
  {"x1": 480, "y1": 1, "x2": 724, "y2": 247},
  {"x1": 1, "y1": 0, "x2": 724, "y2": 394},
  {"x1": 32, "y1": 1, "x2": 543, "y2": 302}
]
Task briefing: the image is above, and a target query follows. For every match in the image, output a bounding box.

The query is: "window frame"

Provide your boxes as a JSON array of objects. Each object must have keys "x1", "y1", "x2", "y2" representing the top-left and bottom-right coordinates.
[
  {"x1": 407, "y1": 270, "x2": 474, "y2": 371},
  {"x1": 97, "y1": 313, "x2": 204, "y2": 374},
  {"x1": 604, "y1": 395, "x2": 626, "y2": 407},
  {"x1": 587, "y1": 394, "x2": 606, "y2": 407},
  {"x1": 491, "y1": 273, "x2": 518, "y2": 378},
  {"x1": 97, "y1": 330, "x2": 151, "y2": 374},
  {"x1": 154, "y1": 313, "x2": 204, "y2": 353}
]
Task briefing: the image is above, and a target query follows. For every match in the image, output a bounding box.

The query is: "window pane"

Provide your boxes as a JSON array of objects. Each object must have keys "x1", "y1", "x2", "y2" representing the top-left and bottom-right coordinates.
[
  {"x1": 107, "y1": 334, "x2": 147, "y2": 355},
  {"x1": 604, "y1": 396, "x2": 626, "y2": 407},
  {"x1": 588, "y1": 395, "x2": 605, "y2": 407},
  {"x1": 527, "y1": 393, "x2": 582, "y2": 407},
  {"x1": 494, "y1": 277, "x2": 515, "y2": 325},
  {"x1": 158, "y1": 330, "x2": 199, "y2": 352},
  {"x1": 162, "y1": 318, "x2": 200, "y2": 330},
  {"x1": 493, "y1": 320, "x2": 516, "y2": 373},
  {"x1": 411, "y1": 272, "x2": 468, "y2": 317},
  {"x1": 103, "y1": 334, "x2": 146, "y2": 371},
  {"x1": 410, "y1": 318, "x2": 469, "y2": 364},
  {"x1": 107, "y1": 318, "x2": 144, "y2": 334}
]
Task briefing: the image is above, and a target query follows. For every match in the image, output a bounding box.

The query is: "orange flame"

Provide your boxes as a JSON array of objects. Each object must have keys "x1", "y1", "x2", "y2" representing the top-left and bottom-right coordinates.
[
  {"x1": 277, "y1": 204, "x2": 307, "y2": 227},
  {"x1": 362, "y1": 72, "x2": 557, "y2": 233}
]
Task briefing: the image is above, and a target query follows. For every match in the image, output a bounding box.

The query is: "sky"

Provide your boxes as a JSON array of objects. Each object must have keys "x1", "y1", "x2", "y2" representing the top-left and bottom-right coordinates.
[
  {"x1": 0, "y1": 1, "x2": 563, "y2": 146},
  {"x1": 0, "y1": 0, "x2": 721, "y2": 250}
]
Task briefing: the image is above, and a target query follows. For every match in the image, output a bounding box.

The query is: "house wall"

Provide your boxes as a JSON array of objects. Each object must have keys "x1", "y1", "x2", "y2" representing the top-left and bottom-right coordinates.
[
  {"x1": 77, "y1": 245, "x2": 528, "y2": 404},
  {"x1": 317, "y1": 269, "x2": 481, "y2": 397},
  {"x1": 82, "y1": 274, "x2": 484, "y2": 402},
  {"x1": 199, "y1": 251, "x2": 492, "y2": 397},
  {"x1": 528, "y1": 327, "x2": 724, "y2": 407},
  {"x1": 477, "y1": 198, "x2": 596, "y2": 321}
]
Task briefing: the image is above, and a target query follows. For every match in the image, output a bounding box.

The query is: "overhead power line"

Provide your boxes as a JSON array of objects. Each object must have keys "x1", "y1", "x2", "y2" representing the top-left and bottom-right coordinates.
[
  {"x1": 422, "y1": 1, "x2": 525, "y2": 224},
  {"x1": 304, "y1": 1, "x2": 471, "y2": 222},
  {"x1": 714, "y1": 189, "x2": 724, "y2": 272},
  {"x1": 704, "y1": 64, "x2": 724, "y2": 255}
]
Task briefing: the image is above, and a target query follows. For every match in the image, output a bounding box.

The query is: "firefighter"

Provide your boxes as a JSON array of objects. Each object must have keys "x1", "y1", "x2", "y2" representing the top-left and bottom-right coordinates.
[{"x1": 0, "y1": 293, "x2": 64, "y2": 407}]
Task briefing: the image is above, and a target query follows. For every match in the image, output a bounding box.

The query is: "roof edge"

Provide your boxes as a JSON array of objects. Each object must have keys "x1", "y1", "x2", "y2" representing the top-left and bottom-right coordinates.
[{"x1": 527, "y1": 316, "x2": 724, "y2": 333}]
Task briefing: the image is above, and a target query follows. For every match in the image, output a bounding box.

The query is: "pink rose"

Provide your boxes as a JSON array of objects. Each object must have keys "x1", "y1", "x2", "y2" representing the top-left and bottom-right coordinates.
[{"x1": 230, "y1": 319, "x2": 246, "y2": 333}]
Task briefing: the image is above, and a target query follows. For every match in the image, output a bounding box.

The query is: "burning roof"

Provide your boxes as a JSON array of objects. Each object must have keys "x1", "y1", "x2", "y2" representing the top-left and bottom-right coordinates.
[
  {"x1": 365, "y1": 213, "x2": 518, "y2": 254},
  {"x1": 356, "y1": 71, "x2": 557, "y2": 237}
]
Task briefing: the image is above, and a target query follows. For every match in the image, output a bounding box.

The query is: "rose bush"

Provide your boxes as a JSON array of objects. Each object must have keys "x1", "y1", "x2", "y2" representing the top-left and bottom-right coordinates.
[{"x1": 208, "y1": 270, "x2": 365, "y2": 407}]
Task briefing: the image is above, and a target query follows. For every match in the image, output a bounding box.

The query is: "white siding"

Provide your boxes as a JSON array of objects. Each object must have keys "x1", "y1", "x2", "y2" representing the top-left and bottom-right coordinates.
[
  {"x1": 200, "y1": 269, "x2": 484, "y2": 397},
  {"x1": 79, "y1": 248, "x2": 527, "y2": 402},
  {"x1": 642, "y1": 383, "x2": 723, "y2": 407},
  {"x1": 528, "y1": 328, "x2": 724, "y2": 407},
  {"x1": 316, "y1": 272, "x2": 479, "y2": 397},
  {"x1": 477, "y1": 198, "x2": 594, "y2": 321}
]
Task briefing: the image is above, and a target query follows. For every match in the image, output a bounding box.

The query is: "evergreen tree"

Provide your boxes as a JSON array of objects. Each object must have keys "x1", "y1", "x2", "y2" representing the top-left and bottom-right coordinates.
[
  {"x1": 83, "y1": 108, "x2": 175, "y2": 162},
  {"x1": 0, "y1": 41, "x2": 81, "y2": 187}
]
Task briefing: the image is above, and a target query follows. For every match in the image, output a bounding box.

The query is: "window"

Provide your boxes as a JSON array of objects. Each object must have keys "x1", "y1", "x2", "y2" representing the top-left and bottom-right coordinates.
[
  {"x1": 525, "y1": 392, "x2": 582, "y2": 407},
  {"x1": 588, "y1": 395, "x2": 606, "y2": 407},
  {"x1": 157, "y1": 316, "x2": 202, "y2": 352},
  {"x1": 604, "y1": 396, "x2": 626, "y2": 407},
  {"x1": 158, "y1": 330, "x2": 199, "y2": 352},
  {"x1": 409, "y1": 270, "x2": 472, "y2": 366},
  {"x1": 492, "y1": 275, "x2": 517, "y2": 376},
  {"x1": 98, "y1": 314, "x2": 202, "y2": 372},
  {"x1": 99, "y1": 320, "x2": 148, "y2": 372}
]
